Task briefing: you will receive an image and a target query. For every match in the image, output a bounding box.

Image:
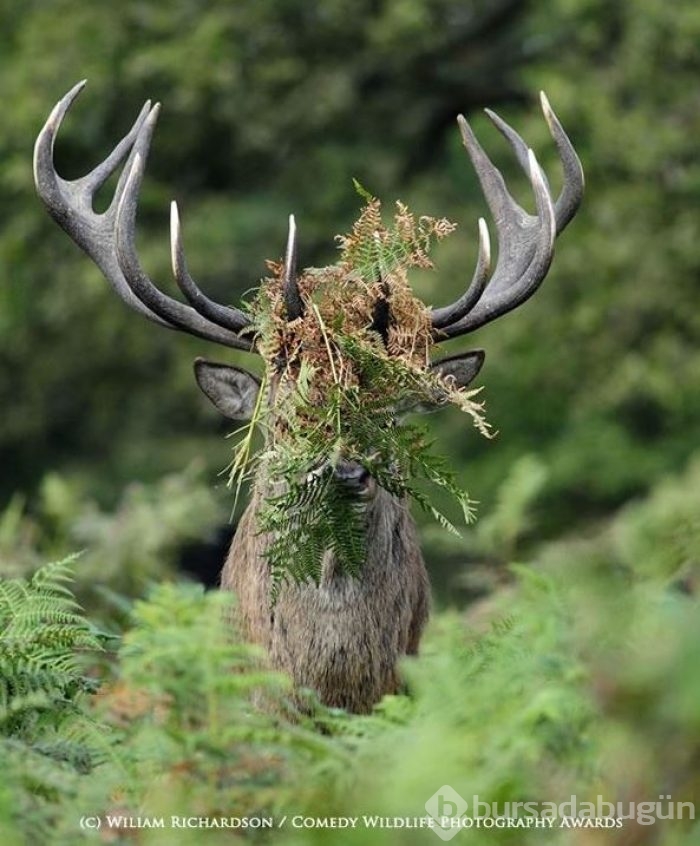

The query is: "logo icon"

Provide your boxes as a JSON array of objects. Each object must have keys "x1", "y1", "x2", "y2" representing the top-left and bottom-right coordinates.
[{"x1": 425, "y1": 785, "x2": 468, "y2": 841}]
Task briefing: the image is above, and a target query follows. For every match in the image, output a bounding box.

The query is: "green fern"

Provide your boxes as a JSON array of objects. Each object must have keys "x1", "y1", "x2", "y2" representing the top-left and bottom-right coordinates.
[
  {"x1": 340, "y1": 182, "x2": 456, "y2": 283},
  {"x1": 0, "y1": 556, "x2": 108, "y2": 768},
  {"x1": 259, "y1": 464, "x2": 367, "y2": 601},
  {"x1": 246, "y1": 332, "x2": 482, "y2": 597},
  {"x1": 231, "y1": 194, "x2": 487, "y2": 596}
]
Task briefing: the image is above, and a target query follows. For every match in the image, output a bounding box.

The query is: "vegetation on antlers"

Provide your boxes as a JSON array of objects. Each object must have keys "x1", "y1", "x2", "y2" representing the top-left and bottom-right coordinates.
[{"x1": 229, "y1": 195, "x2": 491, "y2": 595}]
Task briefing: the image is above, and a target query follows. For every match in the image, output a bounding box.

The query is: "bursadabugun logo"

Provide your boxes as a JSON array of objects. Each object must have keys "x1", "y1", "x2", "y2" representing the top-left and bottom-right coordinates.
[
  {"x1": 424, "y1": 786, "x2": 468, "y2": 841},
  {"x1": 424, "y1": 787, "x2": 695, "y2": 839}
]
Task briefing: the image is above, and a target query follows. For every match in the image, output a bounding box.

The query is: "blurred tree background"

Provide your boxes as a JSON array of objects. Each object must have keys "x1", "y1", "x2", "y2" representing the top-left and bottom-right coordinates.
[{"x1": 0, "y1": 0, "x2": 699, "y2": 588}]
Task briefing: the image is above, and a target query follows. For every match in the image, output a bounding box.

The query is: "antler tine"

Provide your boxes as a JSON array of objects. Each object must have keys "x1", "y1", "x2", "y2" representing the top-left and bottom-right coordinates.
[
  {"x1": 430, "y1": 217, "x2": 491, "y2": 330},
  {"x1": 458, "y1": 112, "x2": 546, "y2": 301},
  {"x1": 170, "y1": 202, "x2": 251, "y2": 333},
  {"x1": 283, "y1": 214, "x2": 304, "y2": 321},
  {"x1": 430, "y1": 104, "x2": 569, "y2": 341},
  {"x1": 539, "y1": 92, "x2": 584, "y2": 232},
  {"x1": 485, "y1": 93, "x2": 584, "y2": 233},
  {"x1": 34, "y1": 82, "x2": 255, "y2": 351},
  {"x1": 115, "y1": 107, "x2": 253, "y2": 348},
  {"x1": 440, "y1": 147, "x2": 555, "y2": 339},
  {"x1": 33, "y1": 82, "x2": 167, "y2": 324},
  {"x1": 115, "y1": 142, "x2": 253, "y2": 349},
  {"x1": 35, "y1": 80, "x2": 153, "y2": 210}
]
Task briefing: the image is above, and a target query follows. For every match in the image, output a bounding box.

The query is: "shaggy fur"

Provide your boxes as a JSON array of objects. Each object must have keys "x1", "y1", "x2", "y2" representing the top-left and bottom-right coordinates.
[{"x1": 221, "y1": 485, "x2": 430, "y2": 714}]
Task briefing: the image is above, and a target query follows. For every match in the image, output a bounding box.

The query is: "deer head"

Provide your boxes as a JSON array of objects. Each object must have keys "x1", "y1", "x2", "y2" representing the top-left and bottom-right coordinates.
[{"x1": 34, "y1": 82, "x2": 583, "y2": 712}]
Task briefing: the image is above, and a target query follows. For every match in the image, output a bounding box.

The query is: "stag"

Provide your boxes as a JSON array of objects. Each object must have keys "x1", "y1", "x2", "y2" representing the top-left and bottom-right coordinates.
[{"x1": 34, "y1": 82, "x2": 583, "y2": 713}]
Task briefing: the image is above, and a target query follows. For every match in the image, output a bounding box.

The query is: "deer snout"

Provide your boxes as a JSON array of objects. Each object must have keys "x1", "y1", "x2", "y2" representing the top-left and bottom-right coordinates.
[{"x1": 334, "y1": 460, "x2": 376, "y2": 499}]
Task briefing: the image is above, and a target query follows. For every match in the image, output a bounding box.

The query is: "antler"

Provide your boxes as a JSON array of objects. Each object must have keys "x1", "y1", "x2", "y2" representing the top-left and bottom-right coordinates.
[
  {"x1": 431, "y1": 93, "x2": 584, "y2": 340},
  {"x1": 33, "y1": 81, "x2": 262, "y2": 351},
  {"x1": 282, "y1": 214, "x2": 303, "y2": 321},
  {"x1": 35, "y1": 83, "x2": 580, "y2": 354}
]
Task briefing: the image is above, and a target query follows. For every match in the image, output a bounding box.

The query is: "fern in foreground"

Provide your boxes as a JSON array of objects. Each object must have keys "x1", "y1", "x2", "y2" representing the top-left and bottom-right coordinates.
[
  {"x1": 0, "y1": 558, "x2": 111, "y2": 844},
  {"x1": 0, "y1": 556, "x2": 107, "y2": 767}
]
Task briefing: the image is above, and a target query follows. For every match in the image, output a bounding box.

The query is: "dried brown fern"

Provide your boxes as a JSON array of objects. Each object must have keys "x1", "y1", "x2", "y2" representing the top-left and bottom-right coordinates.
[{"x1": 232, "y1": 192, "x2": 489, "y2": 590}]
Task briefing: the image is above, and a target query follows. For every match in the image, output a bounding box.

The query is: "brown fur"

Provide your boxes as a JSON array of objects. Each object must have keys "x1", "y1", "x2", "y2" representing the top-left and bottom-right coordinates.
[{"x1": 221, "y1": 485, "x2": 430, "y2": 714}]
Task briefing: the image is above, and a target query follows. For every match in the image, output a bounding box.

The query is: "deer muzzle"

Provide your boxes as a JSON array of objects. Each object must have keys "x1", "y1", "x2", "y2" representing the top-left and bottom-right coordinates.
[{"x1": 333, "y1": 460, "x2": 377, "y2": 501}]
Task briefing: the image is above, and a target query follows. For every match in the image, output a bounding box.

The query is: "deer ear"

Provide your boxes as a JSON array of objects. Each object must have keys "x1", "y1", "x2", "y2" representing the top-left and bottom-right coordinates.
[
  {"x1": 193, "y1": 358, "x2": 261, "y2": 421},
  {"x1": 401, "y1": 350, "x2": 486, "y2": 417},
  {"x1": 429, "y1": 350, "x2": 485, "y2": 389}
]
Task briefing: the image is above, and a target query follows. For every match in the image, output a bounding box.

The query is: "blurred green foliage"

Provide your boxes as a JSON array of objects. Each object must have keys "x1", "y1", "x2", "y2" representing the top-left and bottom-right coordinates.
[
  {"x1": 0, "y1": 463, "x2": 226, "y2": 618},
  {"x1": 1, "y1": 453, "x2": 699, "y2": 843}
]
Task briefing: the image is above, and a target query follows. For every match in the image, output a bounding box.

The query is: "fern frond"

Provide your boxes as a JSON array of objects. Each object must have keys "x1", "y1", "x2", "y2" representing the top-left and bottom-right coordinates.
[
  {"x1": 0, "y1": 556, "x2": 109, "y2": 773},
  {"x1": 228, "y1": 192, "x2": 486, "y2": 594}
]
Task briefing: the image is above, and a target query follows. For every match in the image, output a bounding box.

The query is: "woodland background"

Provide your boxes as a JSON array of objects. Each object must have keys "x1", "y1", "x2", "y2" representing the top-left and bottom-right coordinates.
[{"x1": 0, "y1": 1, "x2": 699, "y2": 844}]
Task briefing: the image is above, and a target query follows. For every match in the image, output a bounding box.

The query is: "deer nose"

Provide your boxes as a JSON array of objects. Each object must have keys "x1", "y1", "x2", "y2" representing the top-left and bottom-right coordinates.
[{"x1": 334, "y1": 460, "x2": 371, "y2": 492}]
